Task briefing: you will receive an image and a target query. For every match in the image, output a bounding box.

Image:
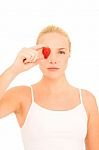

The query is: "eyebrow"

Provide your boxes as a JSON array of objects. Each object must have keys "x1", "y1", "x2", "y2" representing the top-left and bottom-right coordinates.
[{"x1": 58, "y1": 48, "x2": 66, "y2": 50}]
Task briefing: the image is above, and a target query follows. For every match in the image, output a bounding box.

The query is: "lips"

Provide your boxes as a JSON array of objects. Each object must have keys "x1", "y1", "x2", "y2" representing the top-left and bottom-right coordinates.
[
  {"x1": 48, "y1": 67, "x2": 59, "y2": 69},
  {"x1": 47, "y1": 67, "x2": 59, "y2": 71}
]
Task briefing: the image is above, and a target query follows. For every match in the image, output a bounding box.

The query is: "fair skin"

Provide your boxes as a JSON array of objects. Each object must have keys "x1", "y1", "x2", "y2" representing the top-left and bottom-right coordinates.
[
  {"x1": 0, "y1": 45, "x2": 45, "y2": 99},
  {"x1": 0, "y1": 32, "x2": 99, "y2": 149},
  {"x1": 0, "y1": 66, "x2": 17, "y2": 99}
]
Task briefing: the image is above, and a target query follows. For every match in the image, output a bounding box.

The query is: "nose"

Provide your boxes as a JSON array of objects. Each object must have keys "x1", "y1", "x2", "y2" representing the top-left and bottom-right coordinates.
[
  {"x1": 49, "y1": 60, "x2": 56, "y2": 64},
  {"x1": 48, "y1": 52, "x2": 57, "y2": 64}
]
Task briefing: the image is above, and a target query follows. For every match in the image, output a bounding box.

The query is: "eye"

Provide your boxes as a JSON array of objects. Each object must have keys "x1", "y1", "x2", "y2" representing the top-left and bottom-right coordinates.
[{"x1": 58, "y1": 50, "x2": 65, "y2": 54}]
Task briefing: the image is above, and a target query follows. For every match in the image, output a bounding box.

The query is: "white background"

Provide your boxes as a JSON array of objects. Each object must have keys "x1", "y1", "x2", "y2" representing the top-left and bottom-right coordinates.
[{"x1": 0, "y1": 0, "x2": 99, "y2": 149}]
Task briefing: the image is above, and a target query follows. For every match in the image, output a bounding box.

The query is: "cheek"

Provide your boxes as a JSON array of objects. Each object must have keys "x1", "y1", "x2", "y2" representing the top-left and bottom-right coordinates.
[
  {"x1": 60, "y1": 57, "x2": 69, "y2": 69},
  {"x1": 58, "y1": 53, "x2": 69, "y2": 60},
  {"x1": 39, "y1": 61, "x2": 46, "y2": 71},
  {"x1": 60, "y1": 56, "x2": 69, "y2": 64}
]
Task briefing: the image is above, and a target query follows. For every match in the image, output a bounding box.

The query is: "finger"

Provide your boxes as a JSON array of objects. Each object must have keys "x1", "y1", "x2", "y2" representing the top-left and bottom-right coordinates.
[
  {"x1": 31, "y1": 55, "x2": 43, "y2": 64},
  {"x1": 20, "y1": 50, "x2": 37, "y2": 63},
  {"x1": 31, "y1": 44, "x2": 49, "y2": 51},
  {"x1": 34, "y1": 57, "x2": 43, "y2": 64},
  {"x1": 22, "y1": 55, "x2": 33, "y2": 64}
]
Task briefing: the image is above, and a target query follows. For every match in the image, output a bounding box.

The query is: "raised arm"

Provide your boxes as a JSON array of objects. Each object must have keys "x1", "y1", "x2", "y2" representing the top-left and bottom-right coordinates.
[
  {"x1": 0, "y1": 45, "x2": 44, "y2": 99},
  {"x1": 0, "y1": 66, "x2": 18, "y2": 99},
  {"x1": 0, "y1": 45, "x2": 45, "y2": 120}
]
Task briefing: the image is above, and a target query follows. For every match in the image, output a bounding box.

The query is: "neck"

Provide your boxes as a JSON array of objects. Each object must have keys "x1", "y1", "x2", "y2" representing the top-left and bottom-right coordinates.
[{"x1": 39, "y1": 75, "x2": 71, "y2": 94}]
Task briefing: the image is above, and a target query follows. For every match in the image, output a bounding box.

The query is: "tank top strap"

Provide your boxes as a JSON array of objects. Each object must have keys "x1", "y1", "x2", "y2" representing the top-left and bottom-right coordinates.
[
  {"x1": 79, "y1": 89, "x2": 83, "y2": 104},
  {"x1": 30, "y1": 85, "x2": 34, "y2": 103},
  {"x1": 30, "y1": 86, "x2": 83, "y2": 105}
]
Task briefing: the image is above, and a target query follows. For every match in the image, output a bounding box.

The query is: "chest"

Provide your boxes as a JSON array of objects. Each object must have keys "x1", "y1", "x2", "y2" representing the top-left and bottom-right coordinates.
[{"x1": 34, "y1": 91, "x2": 80, "y2": 111}]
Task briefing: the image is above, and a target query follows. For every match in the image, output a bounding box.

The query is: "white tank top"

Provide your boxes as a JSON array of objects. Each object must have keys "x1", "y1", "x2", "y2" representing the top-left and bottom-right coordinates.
[{"x1": 21, "y1": 86, "x2": 87, "y2": 150}]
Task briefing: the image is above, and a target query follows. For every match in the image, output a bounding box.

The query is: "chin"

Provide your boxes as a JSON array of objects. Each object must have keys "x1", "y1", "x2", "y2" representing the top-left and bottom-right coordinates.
[{"x1": 44, "y1": 73, "x2": 64, "y2": 80}]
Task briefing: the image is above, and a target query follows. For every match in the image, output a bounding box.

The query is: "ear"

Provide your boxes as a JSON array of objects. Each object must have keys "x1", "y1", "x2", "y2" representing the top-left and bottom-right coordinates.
[
  {"x1": 69, "y1": 48, "x2": 71, "y2": 57},
  {"x1": 68, "y1": 51, "x2": 71, "y2": 58}
]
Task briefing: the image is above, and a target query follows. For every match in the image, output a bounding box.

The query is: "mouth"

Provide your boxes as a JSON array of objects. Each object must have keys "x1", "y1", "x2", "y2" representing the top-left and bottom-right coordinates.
[{"x1": 47, "y1": 67, "x2": 60, "y2": 71}]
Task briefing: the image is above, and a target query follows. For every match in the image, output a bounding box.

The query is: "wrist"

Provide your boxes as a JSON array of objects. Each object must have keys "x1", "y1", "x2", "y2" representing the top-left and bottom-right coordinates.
[{"x1": 8, "y1": 65, "x2": 20, "y2": 77}]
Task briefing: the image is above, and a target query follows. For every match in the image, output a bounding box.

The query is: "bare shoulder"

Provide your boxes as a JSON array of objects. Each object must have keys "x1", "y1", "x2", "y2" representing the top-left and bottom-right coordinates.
[
  {"x1": 0, "y1": 85, "x2": 32, "y2": 119},
  {"x1": 5, "y1": 85, "x2": 31, "y2": 102},
  {"x1": 4, "y1": 85, "x2": 29, "y2": 96},
  {"x1": 82, "y1": 89, "x2": 99, "y2": 114},
  {"x1": 1, "y1": 85, "x2": 32, "y2": 110}
]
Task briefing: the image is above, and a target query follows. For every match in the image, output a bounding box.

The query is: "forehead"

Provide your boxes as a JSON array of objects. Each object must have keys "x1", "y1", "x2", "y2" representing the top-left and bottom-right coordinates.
[{"x1": 38, "y1": 32, "x2": 69, "y2": 48}]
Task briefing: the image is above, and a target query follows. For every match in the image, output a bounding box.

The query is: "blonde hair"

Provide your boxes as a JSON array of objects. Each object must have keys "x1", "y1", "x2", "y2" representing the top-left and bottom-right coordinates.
[{"x1": 36, "y1": 25, "x2": 71, "y2": 50}]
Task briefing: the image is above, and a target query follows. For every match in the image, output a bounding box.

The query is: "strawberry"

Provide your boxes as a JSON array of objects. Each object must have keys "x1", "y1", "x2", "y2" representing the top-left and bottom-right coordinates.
[{"x1": 42, "y1": 47, "x2": 51, "y2": 59}]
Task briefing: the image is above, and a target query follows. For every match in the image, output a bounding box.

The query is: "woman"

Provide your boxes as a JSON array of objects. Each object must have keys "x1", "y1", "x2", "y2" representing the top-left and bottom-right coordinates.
[{"x1": 0, "y1": 25, "x2": 99, "y2": 150}]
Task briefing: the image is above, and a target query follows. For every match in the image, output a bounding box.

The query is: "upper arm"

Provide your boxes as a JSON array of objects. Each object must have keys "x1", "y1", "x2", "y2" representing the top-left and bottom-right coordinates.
[
  {"x1": 85, "y1": 91, "x2": 99, "y2": 150},
  {"x1": 0, "y1": 87, "x2": 22, "y2": 118}
]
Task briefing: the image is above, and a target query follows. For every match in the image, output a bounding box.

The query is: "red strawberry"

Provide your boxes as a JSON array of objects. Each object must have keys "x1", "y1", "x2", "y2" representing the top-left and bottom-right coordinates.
[{"x1": 42, "y1": 47, "x2": 51, "y2": 59}]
